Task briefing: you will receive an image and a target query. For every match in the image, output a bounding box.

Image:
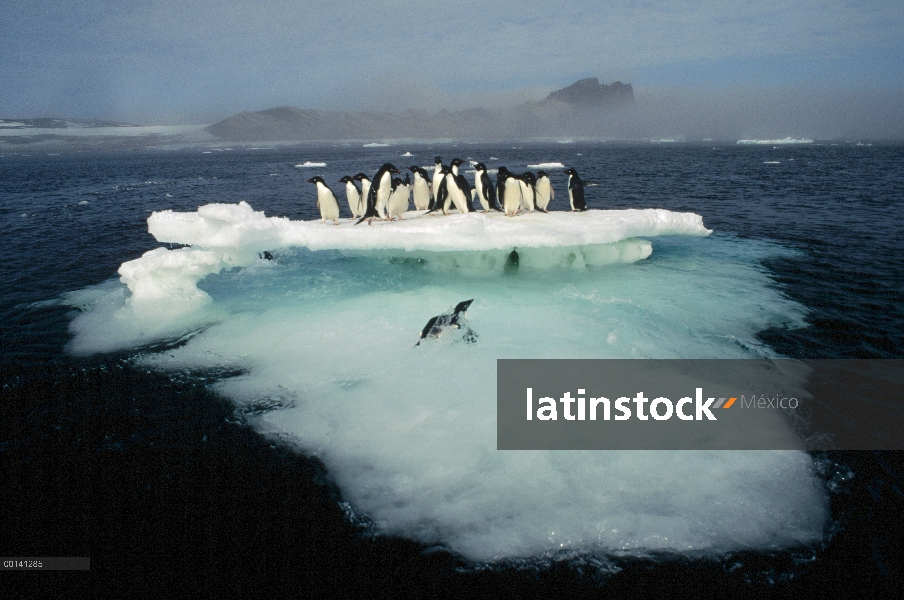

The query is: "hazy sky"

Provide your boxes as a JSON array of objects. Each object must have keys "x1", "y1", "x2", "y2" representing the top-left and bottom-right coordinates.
[{"x1": 2, "y1": 0, "x2": 902, "y2": 128}]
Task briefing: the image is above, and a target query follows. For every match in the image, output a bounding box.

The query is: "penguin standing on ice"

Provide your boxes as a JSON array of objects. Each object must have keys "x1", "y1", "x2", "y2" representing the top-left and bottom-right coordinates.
[
  {"x1": 563, "y1": 167, "x2": 587, "y2": 211},
  {"x1": 426, "y1": 166, "x2": 450, "y2": 214},
  {"x1": 386, "y1": 174, "x2": 411, "y2": 220},
  {"x1": 534, "y1": 170, "x2": 554, "y2": 213},
  {"x1": 518, "y1": 171, "x2": 537, "y2": 213},
  {"x1": 445, "y1": 166, "x2": 474, "y2": 214},
  {"x1": 408, "y1": 166, "x2": 432, "y2": 210},
  {"x1": 353, "y1": 173, "x2": 372, "y2": 214},
  {"x1": 472, "y1": 163, "x2": 499, "y2": 212},
  {"x1": 339, "y1": 175, "x2": 363, "y2": 219},
  {"x1": 356, "y1": 163, "x2": 400, "y2": 225},
  {"x1": 306, "y1": 176, "x2": 342, "y2": 225},
  {"x1": 430, "y1": 156, "x2": 445, "y2": 209},
  {"x1": 498, "y1": 167, "x2": 522, "y2": 216}
]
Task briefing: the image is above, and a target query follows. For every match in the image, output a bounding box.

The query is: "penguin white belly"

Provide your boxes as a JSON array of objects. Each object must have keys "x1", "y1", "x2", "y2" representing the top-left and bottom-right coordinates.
[
  {"x1": 518, "y1": 180, "x2": 534, "y2": 212},
  {"x1": 387, "y1": 184, "x2": 410, "y2": 219},
  {"x1": 344, "y1": 182, "x2": 362, "y2": 217},
  {"x1": 474, "y1": 178, "x2": 489, "y2": 211},
  {"x1": 446, "y1": 174, "x2": 468, "y2": 213},
  {"x1": 375, "y1": 172, "x2": 392, "y2": 218},
  {"x1": 412, "y1": 179, "x2": 430, "y2": 210},
  {"x1": 502, "y1": 181, "x2": 521, "y2": 216},
  {"x1": 535, "y1": 178, "x2": 552, "y2": 211},
  {"x1": 316, "y1": 183, "x2": 340, "y2": 222},
  {"x1": 432, "y1": 170, "x2": 444, "y2": 203},
  {"x1": 567, "y1": 175, "x2": 575, "y2": 210}
]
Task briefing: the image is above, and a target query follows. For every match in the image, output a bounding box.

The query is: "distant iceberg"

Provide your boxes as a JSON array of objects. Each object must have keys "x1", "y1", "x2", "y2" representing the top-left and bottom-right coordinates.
[
  {"x1": 295, "y1": 161, "x2": 326, "y2": 167},
  {"x1": 364, "y1": 142, "x2": 390, "y2": 147},
  {"x1": 737, "y1": 138, "x2": 813, "y2": 145}
]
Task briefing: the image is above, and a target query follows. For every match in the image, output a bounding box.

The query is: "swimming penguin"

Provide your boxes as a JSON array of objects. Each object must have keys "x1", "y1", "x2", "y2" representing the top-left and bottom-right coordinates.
[
  {"x1": 431, "y1": 156, "x2": 445, "y2": 209},
  {"x1": 498, "y1": 167, "x2": 522, "y2": 216},
  {"x1": 534, "y1": 170, "x2": 554, "y2": 213},
  {"x1": 518, "y1": 171, "x2": 537, "y2": 213},
  {"x1": 306, "y1": 176, "x2": 342, "y2": 225},
  {"x1": 563, "y1": 168, "x2": 587, "y2": 211},
  {"x1": 353, "y1": 173, "x2": 372, "y2": 214},
  {"x1": 408, "y1": 165, "x2": 432, "y2": 210},
  {"x1": 472, "y1": 163, "x2": 499, "y2": 212},
  {"x1": 386, "y1": 174, "x2": 411, "y2": 220},
  {"x1": 415, "y1": 299, "x2": 477, "y2": 346},
  {"x1": 356, "y1": 163, "x2": 401, "y2": 225},
  {"x1": 339, "y1": 175, "x2": 363, "y2": 219}
]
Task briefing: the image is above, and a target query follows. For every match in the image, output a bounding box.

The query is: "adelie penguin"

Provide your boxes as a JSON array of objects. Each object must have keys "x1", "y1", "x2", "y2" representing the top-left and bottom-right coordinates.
[
  {"x1": 563, "y1": 167, "x2": 587, "y2": 211},
  {"x1": 356, "y1": 163, "x2": 400, "y2": 225},
  {"x1": 534, "y1": 170, "x2": 554, "y2": 213},
  {"x1": 353, "y1": 173, "x2": 372, "y2": 214},
  {"x1": 306, "y1": 176, "x2": 342, "y2": 225},
  {"x1": 386, "y1": 174, "x2": 411, "y2": 220},
  {"x1": 426, "y1": 166, "x2": 450, "y2": 214},
  {"x1": 415, "y1": 299, "x2": 478, "y2": 346},
  {"x1": 472, "y1": 163, "x2": 499, "y2": 212},
  {"x1": 430, "y1": 156, "x2": 445, "y2": 210},
  {"x1": 408, "y1": 165, "x2": 432, "y2": 210},
  {"x1": 518, "y1": 171, "x2": 537, "y2": 213},
  {"x1": 498, "y1": 167, "x2": 522, "y2": 217},
  {"x1": 339, "y1": 175, "x2": 364, "y2": 219},
  {"x1": 444, "y1": 159, "x2": 474, "y2": 214}
]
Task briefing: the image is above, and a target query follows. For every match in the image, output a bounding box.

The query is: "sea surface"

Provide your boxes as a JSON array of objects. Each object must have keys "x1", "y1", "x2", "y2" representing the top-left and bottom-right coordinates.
[{"x1": 1, "y1": 141, "x2": 902, "y2": 597}]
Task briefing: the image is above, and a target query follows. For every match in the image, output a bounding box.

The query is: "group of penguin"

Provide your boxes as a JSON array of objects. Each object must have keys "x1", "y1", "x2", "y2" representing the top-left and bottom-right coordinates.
[{"x1": 305, "y1": 156, "x2": 587, "y2": 225}]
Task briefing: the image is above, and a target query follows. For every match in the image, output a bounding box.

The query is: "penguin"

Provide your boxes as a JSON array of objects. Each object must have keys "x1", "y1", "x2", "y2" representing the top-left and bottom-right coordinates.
[
  {"x1": 430, "y1": 156, "x2": 445, "y2": 209},
  {"x1": 339, "y1": 175, "x2": 363, "y2": 219},
  {"x1": 415, "y1": 299, "x2": 477, "y2": 346},
  {"x1": 448, "y1": 157, "x2": 464, "y2": 176},
  {"x1": 356, "y1": 163, "x2": 401, "y2": 225},
  {"x1": 472, "y1": 163, "x2": 499, "y2": 212},
  {"x1": 408, "y1": 165, "x2": 432, "y2": 210},
  {"x1": 386, "y1": 174, "x2": 411, "y2": 220},
  {"x1": 563, "y1": 167, "x2": 587, "y2": 211},
  {"x1": 518, "y1": 171, "x2": 536, "y2": 213},
  {"x1": 498, "y1": 167, "x2": 522, "y2": 217},
  {"x1": 534, "y1": 170, "x2": 554, "y2": 213},
  {"x1": 444, "y1": 168, "x2": 473, "y2": 214},
  {"x1": 426, "y1": 166, "x2": 450, "y2": 214},
  {"x1": 353, "y1": 173, "x2": 372, "y2": 215},
  {"x1": 306, "y1": 176, "x2": 342, "y2": 225}
]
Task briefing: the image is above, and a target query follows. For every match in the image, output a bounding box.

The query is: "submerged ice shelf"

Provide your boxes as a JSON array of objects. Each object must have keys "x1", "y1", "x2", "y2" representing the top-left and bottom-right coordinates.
[{"x1": 116, "y1": 202, "x2": 711, "y2": 317}]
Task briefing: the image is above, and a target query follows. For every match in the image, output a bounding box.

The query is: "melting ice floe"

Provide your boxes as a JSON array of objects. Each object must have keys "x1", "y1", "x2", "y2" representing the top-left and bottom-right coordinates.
[
  {"x1": 111, "y1": 202, "x2": 710, "y2": 318},
  {"x1": 295, "y1": 161, "x2": 327, "y2": 168},
  {"x1": 64, "y1": 202, "x2": 829, "y2": 564},
  {"x1": 527, "y1": 162, "x2": 566, "y2": 169}
]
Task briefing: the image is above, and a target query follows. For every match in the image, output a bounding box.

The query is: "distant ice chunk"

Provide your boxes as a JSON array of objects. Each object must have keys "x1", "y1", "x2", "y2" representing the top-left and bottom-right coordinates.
[
  {"x1": 364, "y1": 143, "x2": 390, "y2": 147},
  {"x1": 78, "y1": 200, "x2": 89, "y2": 206},
  {"x1": 295, "y1": 161, "x2": 327, "y2": 167},
  {"x1": 401, "y1": 151, "x2": 413, "y2": 156},
  {"x1": 527, "y1": 162, "x2": 565, "y2": 169}
]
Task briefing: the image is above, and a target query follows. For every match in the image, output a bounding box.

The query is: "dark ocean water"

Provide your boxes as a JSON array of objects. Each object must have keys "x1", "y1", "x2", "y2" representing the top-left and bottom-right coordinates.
[{"x1": 1, "y1": 142, "x2": 903, "y2": 597}]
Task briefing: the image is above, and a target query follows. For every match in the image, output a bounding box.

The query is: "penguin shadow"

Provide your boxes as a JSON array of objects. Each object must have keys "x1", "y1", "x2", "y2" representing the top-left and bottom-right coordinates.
[{"x1": 415, "y1": 299, "x2": 478, "y2": 347}]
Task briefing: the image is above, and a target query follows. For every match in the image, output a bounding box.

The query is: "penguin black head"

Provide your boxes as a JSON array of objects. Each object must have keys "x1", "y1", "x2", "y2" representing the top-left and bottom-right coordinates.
[
  {"x1": 563, "y1": 168, "x2": 578, "y2": 177},
  {"x1": 408, "y1": 165, "x2": 419, "y2": 173},
  {"x1": 391, "y1": 177, "x2": 403, "y2": 190},
  {"x1": 306, "y1": 176, "x2": 324, "y2": 184},
  {"x1": 474, "y1": 162, "x2": 486, "y2": 171},
  {"x1": 536, "y1": 170, "x2": 548, "y2": 178},
  {"x1": 498, "y1": 166, "x2": 510, "y2": 174},
  {"x1": 450, "y1": 158, "x2": 464, "y2": 167},
  {"x1": 380, "y1": 163, "x2": 401, "y2": 175},
  {"x1": 434, "y1": 156, "x2": 442, "y2": 164},
  {"x1": 353, "y1": 172, "x2": 370, "y2": 181},
  {"x1": 438, "y1": 166, "x2": 450, "y2": 175},
  {"x1": 339, "y1": 175, "x2": 353, "y2": 183},
  {"x1": 521, "y1": 172, "x2": 536, "y2": 185}
]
